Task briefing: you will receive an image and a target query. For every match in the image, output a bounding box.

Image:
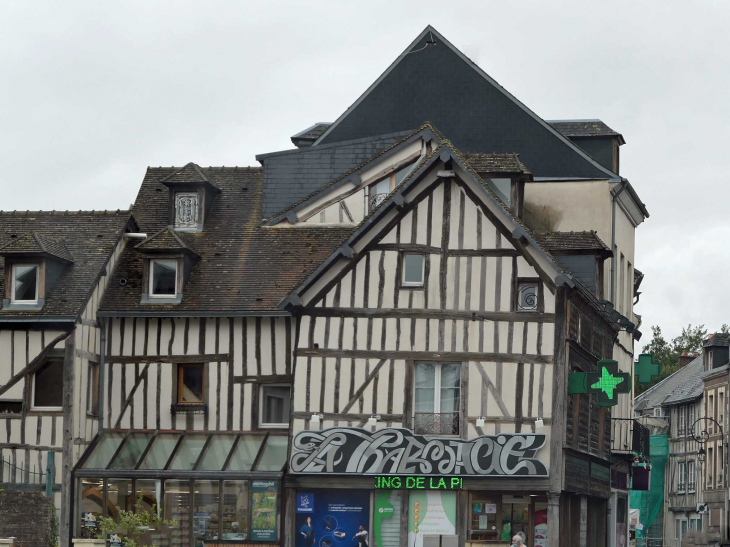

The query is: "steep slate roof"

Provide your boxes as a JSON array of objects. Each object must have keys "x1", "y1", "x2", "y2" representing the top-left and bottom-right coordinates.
[
  {"x1": 0, "y1": 231, "x2": 75, "y2": 263},
  {"x1": 704, "y1": 333, "x2": 730, "y2": 347},
  {"x1": 314, "y1": 26, "x2": 617, "y2": 181},
  {"x1": 291, "y1": 123, "x2": 332, "y2": 147},
  {"x1": 635, "y1": 354, "x2": 704, "y2": 410},
  {"x1": 256, "y1": 131, "x2": 412, "y2": 219},
  {"x1": 663, "y1": 357, "x2": 705, "y2": 405},
  {"x1": 463, "y1": 153, "x2": 531, "y2": 175},
  {"x1": 548, "y1": 120, "x2": 625, "y2": 144},
  {"x1": 535, "y1": 231, "x2": 612, "y2": 257},
  {"x1": 135, "y1": 227, "x2": 199, "y2": 255},
  {"x1": 0, "y1": 211, "x2": 131, "y2": 318},
  {"x1": 265, "y1": 123, "x2": 444, "y2": 226},
  {"x1": 99, "y1": 167, "x2": 353, "y2": 314}
]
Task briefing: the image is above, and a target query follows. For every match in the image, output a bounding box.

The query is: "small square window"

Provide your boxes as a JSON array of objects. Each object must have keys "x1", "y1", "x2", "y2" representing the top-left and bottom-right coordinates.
[
  {"x1": 175, "y1": 192, "x2": 199, "y2": 229},
  {"x1": 0, "y1": 401, "x2": 22, "y2": 414},
  {"x1": 32, "y1": 359, "x2": 64, "y2": 410},
  {"x1": 178, "y1": 364, "x2": 205, "y2": 404},
  {"x1": 259, "y1": 384, "x2": 291, "y2": 428},
  {"x1": 12, "y1": 264, "x2": 39, "y2": 303},
  {"x1": 402, "y1": 253, "x2": 425, "y2": 287},
  {"x1": 150, "y1": 259, "x2": 177, "y2": 297},
  {"x1": 517, "y1": 282, "x2": 538, "y2": 311}
]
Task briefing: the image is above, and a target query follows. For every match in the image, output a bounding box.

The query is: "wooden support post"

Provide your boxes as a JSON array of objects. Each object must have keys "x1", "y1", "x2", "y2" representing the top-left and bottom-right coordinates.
[{"x1": 60, "y1": 330, "x2": 75, "y2": 547}]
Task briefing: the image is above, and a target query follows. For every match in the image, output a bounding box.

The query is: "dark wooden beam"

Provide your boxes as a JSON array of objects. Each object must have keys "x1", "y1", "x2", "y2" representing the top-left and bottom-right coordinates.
[
  {"x1": 107, "y1": 353, "x2": 229, "y2": 364},
  {"x1": 297, "y1": 347, "x2": 553, "y2": 365},
  {"x1": 232, "y1": 374, "x2": 294, "y2": 384},
  {"x1": 0, "y1": 331, "x2": 71, "y2": 398},
  {"x1": 293, "y1": 412, "x2": 404, "y2": 422},
  {"x1": 303, "y1": 307, "x2": 555, "y2": 323}
]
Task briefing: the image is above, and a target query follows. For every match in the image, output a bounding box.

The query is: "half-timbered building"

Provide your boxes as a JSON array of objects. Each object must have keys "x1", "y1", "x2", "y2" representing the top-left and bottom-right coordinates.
[
  {"x1": 0, "y1": 210, "x2": 133, "y2": 544},
  {"x1": 1, "y1": 24, "x2": 650, "y2": 547}
]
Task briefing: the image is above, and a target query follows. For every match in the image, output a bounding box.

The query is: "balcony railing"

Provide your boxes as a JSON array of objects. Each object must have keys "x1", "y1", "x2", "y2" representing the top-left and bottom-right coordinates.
[
  {"x1": 368, "y1": 193, "x2": 389, "y2": 211},
  {"x1": 611, "y1": 418, "x2": 650, "y2": 460},
  {"x1": 414, "y1": 412, "x2": 460, "y2": 436}
]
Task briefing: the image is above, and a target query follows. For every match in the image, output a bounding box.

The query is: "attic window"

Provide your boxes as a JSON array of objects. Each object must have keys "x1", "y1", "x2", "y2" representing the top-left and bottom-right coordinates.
[
  {"x1": 150, "y1": 259, "x2": 177, "y2": 297},
  {"x1": 12, "y1": 264, "x2": 39, "y2": 303},
  {"x1": 174, "y1": 192, "x2": 199, "y2": 229}
]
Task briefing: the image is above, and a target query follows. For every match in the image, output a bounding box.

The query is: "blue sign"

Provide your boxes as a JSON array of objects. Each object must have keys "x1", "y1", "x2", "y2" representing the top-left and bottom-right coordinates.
[
  {"x1": 295, "y1": 489, "x2": 370, "y2": 547},
  {"x1": 297, "y1": 492, "x2": 315, "y2": 513}
]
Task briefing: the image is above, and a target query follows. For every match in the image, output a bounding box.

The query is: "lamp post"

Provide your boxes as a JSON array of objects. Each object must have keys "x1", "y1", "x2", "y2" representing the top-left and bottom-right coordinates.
[{"x1": 691, "y1": 416, "x2": 726, "y2": 540}]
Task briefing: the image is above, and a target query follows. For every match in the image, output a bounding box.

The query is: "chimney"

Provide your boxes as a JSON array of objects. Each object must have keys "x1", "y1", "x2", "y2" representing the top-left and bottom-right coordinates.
[{"x1": 678, "y1": 350, "x2": 695, "y2": 369}]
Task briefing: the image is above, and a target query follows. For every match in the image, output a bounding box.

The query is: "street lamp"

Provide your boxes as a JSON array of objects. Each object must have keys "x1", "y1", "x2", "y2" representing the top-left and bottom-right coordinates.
[{"x1": 698, "y1": 447, "x2": 706, "y2": 463}]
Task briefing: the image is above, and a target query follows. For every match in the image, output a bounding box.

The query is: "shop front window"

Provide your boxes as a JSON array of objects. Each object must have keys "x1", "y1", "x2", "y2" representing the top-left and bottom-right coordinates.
[
  {"x1": 469, "y1": 495, "x2": 498, "y2": 541},
  {"x1": 165, "y1": 480, "x2": 191, "y2": 547},
  {"x1": 79, "y1": 478, "x2": 104, "y2": 537},
  {"x1": 107, "y1": 479, "x2": 133, "y2": 521},
  {"x1": 222, "y1": 481, "x2": 249, "y2": 540},
  {"x1": 501, "y1": 497, "x2": 529, "y2": 542},
  {"x1": 193, "y1": 480, "x2": 220, "y2": 547}
]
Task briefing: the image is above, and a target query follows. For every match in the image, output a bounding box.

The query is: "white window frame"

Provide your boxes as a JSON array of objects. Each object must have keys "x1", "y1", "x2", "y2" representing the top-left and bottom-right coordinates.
[
  {"x1": 413, "y1": 361, "x2": 463, "y2": 420},
  {"x1": 689, "y1": 405, "x2": 696, "y2": 435},
  {"x1": 678, "y1": 407, "x2": 686, "y2": 436},
  {"x1": 31, "y1": 360, "x2": 63, "y2": 412},
  {"x1": 149, "y1": 259, "x2": 178, "y2": 298},
  {"x1": 258, "y1": 384, "x2": 291, "y2": 429},
  {"x1": 11, "y1": 263, "x2": 39, "y2": 304},
  {"x1": 654, "y1": 407, "x2": 662, "y2": 417},
  {"x1": 401, "y1": 253, "x2": 425, "y2": 287},
  {"x1": 678, "y1": 461, "x2": 686, "y2": 493},
  {"x1": 689, "y1": 516, "x2": 701, "y2": 532},
  {"x1": 688, "y1": 461, "x2": 696, "y2": 492}
]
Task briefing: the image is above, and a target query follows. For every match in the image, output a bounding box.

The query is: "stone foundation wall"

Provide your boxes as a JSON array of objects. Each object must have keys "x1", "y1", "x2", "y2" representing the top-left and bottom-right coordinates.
[{"x1": 0, "y1": 491, "x2": 55, "y2": 547}]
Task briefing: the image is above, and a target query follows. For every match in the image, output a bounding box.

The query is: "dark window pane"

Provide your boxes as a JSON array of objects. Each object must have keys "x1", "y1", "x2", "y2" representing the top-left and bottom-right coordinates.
[
  {"x1": 14, "y1": 265, "x2": 38, "y2": 301},
  {"x1": 179, "y1": 364, "x2": 204, "y2": 403},
  {"x1": 261, "y1": 386, "x2": 290, "y2": 425},
  {"x1": 109, "y1": 433, "x2": 153, "y2": 470},
  {"x1": 222, "y1": 481, "x2": 249, "y2": 540},
  {"x1": 107, "y1": 478, "x2": 132, "y2": 521},
  {"x1": 0, "y1": 401, "x2": 22, "y2": 414},
  {"x1": 151, "y1": 260, "x2": 177, "y2": 296},
  {"x1": 193, "y1": 480, "x2": 220, "y2": 547},
  {"x1": 138, "y1": 434, "x2": 181, "y2": 470},
  {"x1": 403, "y1": 254, "x2": 424, "y2": 285},
  {"x1": 34, "y1": 360, "x2": 63, "y2": 408},
  {"x1": 79, "y1": 478, "x2": 104, "y2": 536}
]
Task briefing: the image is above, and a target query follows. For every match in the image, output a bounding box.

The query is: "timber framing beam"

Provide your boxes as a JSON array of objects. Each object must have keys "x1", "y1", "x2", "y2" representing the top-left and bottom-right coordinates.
[
  {"x1": 106, "y1": 353, "x2": 229, "y2": 364},
  {"x1": 303, "y1": 307, "x2": 555, "y2": 323},
  {"x1": 0, "y1": 330, "x2": 71, "y2": 398},
  {"x1": 297, "y1": 347, "x2": 553, "y2": 364}
]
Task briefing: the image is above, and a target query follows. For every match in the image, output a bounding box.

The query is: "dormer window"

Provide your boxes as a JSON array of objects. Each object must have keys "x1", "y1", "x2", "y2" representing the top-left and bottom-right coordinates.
[
  {"x1": 175, "y1": 192, "x2": 200, "y2": 229},
  {"x1": 150, "y1": 259, "x2": 178, "y2": 298},
  {"x1": 12, "y1": 264, "x2": 39, "y2": 303}
]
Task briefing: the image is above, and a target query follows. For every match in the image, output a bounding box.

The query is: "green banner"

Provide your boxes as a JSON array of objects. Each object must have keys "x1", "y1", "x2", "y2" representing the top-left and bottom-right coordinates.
[{"x1": 250, "y1": 480, "x2": 278, "y2": 541}]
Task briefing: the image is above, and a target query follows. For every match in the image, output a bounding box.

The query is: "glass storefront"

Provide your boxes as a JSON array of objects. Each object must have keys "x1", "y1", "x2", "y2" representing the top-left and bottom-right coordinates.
[{"x1": 75, "y1": 431, "x2": 287, "y2": 545}]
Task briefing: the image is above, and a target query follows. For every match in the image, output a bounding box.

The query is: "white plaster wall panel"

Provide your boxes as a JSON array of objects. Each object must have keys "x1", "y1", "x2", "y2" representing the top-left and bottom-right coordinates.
[
  {"x1": 309, "y1": 357, "x2": 322, "y2": 413},
  {"x1": 353, "y1": 260, "x2": 366, "y2": 308},
  {"x1": 344, "y1": 192, "x2": 363, "y2": 224},
  {"x1": 482, "y1": 257, "x2": 498, "y2": 312},
  {"x1": 430, "y1": 184, "x2": 444, "y2": 249},
  {"x1": 427, "y1": 255, "x2": 441, "y2": 309},
  {"x1": 415, "y1": 197, "x2": 429, "y2": 245},
  {"x1": 399, "y1": 210, "x2": 413, "y2": 243}
]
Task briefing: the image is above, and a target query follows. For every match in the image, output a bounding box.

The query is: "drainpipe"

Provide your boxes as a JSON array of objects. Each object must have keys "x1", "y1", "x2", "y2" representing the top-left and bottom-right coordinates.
[
  {"x1": 610, "y1": 181, "x2": 627, "y2": 302},
  {"x1": 98, "y1": 317, "x2": 106, "y2": 432}
]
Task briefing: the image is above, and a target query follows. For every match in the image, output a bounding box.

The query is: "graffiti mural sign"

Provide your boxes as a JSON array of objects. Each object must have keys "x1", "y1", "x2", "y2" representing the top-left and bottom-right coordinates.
[{"x1": 290, "y1": 427, "x2": 548, "y2": 477}]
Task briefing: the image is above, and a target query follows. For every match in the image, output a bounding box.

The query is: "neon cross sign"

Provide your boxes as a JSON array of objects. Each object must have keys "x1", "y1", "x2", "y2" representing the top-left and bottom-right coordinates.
[{"x1": 568, "y1": 359, "x2": 631, "y2": 407}]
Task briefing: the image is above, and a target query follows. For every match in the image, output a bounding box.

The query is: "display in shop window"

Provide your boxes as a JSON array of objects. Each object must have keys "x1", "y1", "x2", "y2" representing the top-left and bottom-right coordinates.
[
  {"x1": 295, "y1": 490, "x2": 370, "y2": 547},
  {"x1": 291, "y1": 427, "x2": 548, "y2": 477},
  {"x1": 250, "y1": 480, "x2": 278, "y2": 541}
]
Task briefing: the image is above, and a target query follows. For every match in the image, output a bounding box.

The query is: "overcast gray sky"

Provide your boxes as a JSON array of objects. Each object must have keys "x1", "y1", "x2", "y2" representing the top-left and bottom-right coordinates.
[{"x1": 1, "y1": 0, "x2": 728, "y2": 342}]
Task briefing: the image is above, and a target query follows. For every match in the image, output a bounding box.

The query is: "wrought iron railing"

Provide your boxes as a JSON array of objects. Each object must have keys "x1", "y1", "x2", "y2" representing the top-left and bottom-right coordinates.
[
  {"x1": 414, "y1": 412, "x2": 459, "y2": 435},
  {"x1": 0, "y1": 451, "x2": 55, "y2": 496}
]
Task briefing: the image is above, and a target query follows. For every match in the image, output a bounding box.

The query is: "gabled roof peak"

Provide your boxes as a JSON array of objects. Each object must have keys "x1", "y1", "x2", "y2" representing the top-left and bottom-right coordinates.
[
  {"x1": 135, "y1": 226, "x2": 200, "y2": 256},
  {"x1": 0, "y1": 231, "x2": 74, "y2": 263}
]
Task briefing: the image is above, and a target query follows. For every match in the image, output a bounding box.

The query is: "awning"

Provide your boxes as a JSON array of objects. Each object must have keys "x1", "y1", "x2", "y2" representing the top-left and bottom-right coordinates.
[{"x1": 74, "y1": 430, "x2": 288, "y2": 479}]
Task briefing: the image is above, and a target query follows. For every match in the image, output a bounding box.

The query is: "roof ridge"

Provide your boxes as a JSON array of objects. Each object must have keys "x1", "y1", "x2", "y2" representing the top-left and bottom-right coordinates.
[{"x1": 0, "y1": 209, "x2": 130, "y2": 215}]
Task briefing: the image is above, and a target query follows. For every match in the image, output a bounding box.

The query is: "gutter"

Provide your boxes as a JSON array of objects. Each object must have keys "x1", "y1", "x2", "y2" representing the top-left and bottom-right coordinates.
[
  {"x1": 0, "y1": 315, "x2": 77, "y2": 323},
  {"x1": 97, "y1": 310, "x2": 292, "y2": 318}
]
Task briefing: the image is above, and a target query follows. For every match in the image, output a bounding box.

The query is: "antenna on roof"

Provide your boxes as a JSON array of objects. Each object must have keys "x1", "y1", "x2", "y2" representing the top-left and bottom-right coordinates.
[{"x1": 407, "y1": 29, "x2": 437, "y2": 55}]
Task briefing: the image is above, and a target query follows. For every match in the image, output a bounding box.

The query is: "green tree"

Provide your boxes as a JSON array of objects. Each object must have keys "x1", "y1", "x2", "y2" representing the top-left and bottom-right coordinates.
[
  {"x1": 97, "y1": 497, "x2": 177, "y2": 547},
  {"x1": 636, "y1": 324, "x2": 707, "y2": 394}
]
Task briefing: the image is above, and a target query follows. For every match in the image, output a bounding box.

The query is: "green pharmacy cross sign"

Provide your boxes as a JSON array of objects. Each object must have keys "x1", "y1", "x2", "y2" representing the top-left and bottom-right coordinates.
[
  {"x1": 634, "y1": 353, "x2": 661, "y2": 384},
  {"x1": 568, "y1": 359, "x2": 631, "y2": 407}
]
